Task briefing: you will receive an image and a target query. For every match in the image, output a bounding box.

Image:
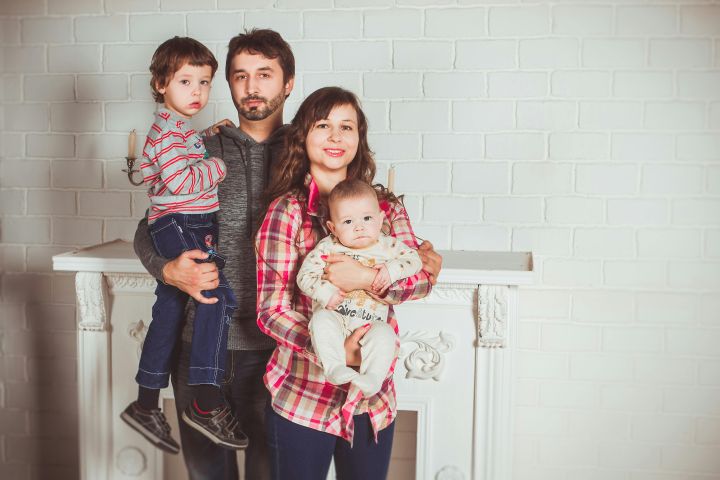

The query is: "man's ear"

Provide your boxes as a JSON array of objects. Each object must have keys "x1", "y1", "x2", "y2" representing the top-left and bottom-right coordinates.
[
  {"x1": 284, "y1": 76, "x2": 295, "y2": 97},
  {"x1": 326, "y1": 220, "x2": 335, "y2": 235}
]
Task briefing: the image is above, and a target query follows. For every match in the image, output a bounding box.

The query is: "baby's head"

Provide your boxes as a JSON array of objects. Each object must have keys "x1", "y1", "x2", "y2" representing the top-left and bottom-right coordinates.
[
  {"x1": 150, "y1": 37, "x2": 218, "y2": 117},
  {"x1": 326, "y1": 179, "x2": 383, "y2": 249}
]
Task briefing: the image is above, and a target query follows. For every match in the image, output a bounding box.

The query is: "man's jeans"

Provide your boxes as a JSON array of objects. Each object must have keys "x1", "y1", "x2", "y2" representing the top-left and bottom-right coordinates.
[
  {"x1": 173, "y1": 342, "x2": 274, "y2": 480},
  {"x1": 136, "y1": 213, "x2": 237, "y2": 388}
]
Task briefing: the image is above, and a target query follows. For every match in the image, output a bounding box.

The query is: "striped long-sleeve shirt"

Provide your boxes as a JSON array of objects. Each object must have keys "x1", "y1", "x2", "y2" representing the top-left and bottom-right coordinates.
[
  {"x1": 141, "y1": 108, "x2": 226, "y2": 224},
  {"x1": 256, "y1": 176, "x2": 432, "y2": 442}
]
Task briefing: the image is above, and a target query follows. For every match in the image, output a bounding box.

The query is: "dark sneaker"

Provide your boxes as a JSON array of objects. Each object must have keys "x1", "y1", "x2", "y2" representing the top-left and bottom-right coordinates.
[
  {"x1": 120, "y1": 401, "x2": 180, "y2": 454},
  {"x1": 181, "y1": 402, "x2": 248, "y2": 450}
]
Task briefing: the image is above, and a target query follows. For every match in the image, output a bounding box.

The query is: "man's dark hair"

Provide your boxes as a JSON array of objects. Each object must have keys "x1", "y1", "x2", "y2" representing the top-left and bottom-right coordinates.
[
  {"x1": 225, "y1": 28, "x2": 295, "y2": 83},
  {"x1": 149, "y1": 36, "x2": 218, "y2": 103}
]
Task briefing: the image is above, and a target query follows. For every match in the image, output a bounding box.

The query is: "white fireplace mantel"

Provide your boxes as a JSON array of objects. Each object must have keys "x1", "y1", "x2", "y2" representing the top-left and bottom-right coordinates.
[{"x1": 54, "y1": 239, "x2": 533, "y2": 480}]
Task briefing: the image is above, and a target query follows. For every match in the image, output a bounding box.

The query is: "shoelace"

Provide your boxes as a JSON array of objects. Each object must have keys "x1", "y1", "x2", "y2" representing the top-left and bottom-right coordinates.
[
  {"x1": 209, "y1": 407, "x2": 240, "y2": 438},
  {"x1": 151, "y1": 410, "x2": 172, "y2": 434}
]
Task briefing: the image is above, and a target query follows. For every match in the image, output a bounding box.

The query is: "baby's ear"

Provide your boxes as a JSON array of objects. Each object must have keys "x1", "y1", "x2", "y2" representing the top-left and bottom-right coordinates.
[{"x1": 326, "y1": 220, "x2": 336, "y2": 235}]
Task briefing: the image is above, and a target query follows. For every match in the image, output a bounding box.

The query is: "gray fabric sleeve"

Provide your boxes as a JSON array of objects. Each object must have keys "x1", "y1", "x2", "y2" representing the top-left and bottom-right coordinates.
[{"x1": 133, "y1": 216, "x2": 169, "y2": 283}]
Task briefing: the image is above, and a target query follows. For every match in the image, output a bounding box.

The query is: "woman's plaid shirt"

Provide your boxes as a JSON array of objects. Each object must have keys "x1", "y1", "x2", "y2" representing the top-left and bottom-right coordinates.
[{"x1": 255, "y1": 178, "x2": 432, "y2": 442}]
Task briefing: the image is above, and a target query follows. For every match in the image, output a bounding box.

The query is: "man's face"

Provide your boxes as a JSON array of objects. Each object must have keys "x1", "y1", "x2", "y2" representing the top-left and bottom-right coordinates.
[{"x1": 228, "y1": 51, "x2": 293, "y2": 122}]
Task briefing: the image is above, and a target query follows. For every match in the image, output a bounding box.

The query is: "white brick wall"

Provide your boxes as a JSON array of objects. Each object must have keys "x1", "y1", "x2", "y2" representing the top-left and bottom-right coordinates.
[{"x1": 2, "y1": 2, "x2": 719, "y2": 480}]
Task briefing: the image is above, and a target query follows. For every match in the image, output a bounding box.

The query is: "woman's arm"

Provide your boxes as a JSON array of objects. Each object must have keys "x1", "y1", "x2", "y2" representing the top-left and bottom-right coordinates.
[{"x1": 256, "y1": 197, "x2": 320, "y2": 365}]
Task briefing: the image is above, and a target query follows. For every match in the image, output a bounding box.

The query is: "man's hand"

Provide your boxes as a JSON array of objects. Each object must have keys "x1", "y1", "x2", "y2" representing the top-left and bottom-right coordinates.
[
  {"x1": 210, "y1": 118, "x2": 236, "y2": 135},
  {"x1": 325, "y1": 290, "x2": 346, "y2": 310},
  {"x1": 418, "y1": 240, "x2": 442, "y2": 286},
  {"x1": 371, "y1": 264, "x2": 391, "y2": 294},
  {"x1": 161, "y1": 250, "x2": 220, "y2": 304},
  {"x1": 322, "y1": 254, "x2": 376, "y2": 292},
  {"x1": 344, "y1": 323, "x2": 371, "y2": 367}
]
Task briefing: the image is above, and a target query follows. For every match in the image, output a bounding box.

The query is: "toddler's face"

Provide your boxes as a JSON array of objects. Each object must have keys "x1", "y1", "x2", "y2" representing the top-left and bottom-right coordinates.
[
  {"x1": 158, "y1": 62, "x2": 213, "y2": 118},
  {"x1": 327, "y1": 194, "x2": 383, "y2": 249}
]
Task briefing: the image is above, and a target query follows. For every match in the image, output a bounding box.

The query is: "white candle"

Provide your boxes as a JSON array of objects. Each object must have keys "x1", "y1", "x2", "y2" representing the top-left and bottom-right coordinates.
[
  {"x1": 387, "y1": 165, "x2": 395, "y2": 193},
  {"x1": 128, "y1": 129, "x2": 136, "y2": 158}
]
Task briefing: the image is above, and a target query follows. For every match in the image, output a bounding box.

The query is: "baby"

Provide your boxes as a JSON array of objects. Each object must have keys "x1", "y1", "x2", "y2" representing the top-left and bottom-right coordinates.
[{"x1": 297, "y1": 179, "x2": 422, "y2": 397}]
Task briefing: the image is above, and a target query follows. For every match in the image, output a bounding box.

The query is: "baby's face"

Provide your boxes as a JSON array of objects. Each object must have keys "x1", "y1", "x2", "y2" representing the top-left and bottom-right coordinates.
[{"x1": 327, "y1": 194, "x2": 383, "y2": 249}]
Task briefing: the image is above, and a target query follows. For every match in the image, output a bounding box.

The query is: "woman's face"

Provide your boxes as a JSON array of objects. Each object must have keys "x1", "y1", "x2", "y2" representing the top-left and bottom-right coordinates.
[{"x1": 306, "y1": 103, "x2": 359, "y2": 179}]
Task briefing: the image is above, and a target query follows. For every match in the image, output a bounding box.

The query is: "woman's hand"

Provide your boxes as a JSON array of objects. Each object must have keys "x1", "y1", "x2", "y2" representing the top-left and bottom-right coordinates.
[
  {"x1": 344, "y1": 323, "x2": 371, "y2": 367},
  {"x1": 322, "y1": 254, "x2": 376, "y2": 292},
  {"x1": 418, "y1": 240, "x2": 443, "y2": 286}
]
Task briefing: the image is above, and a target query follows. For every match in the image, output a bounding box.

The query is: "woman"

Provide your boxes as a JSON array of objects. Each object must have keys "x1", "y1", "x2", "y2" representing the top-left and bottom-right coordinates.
[{"x1": 256, "y1": 87, "x2": 441, "y2": 480}]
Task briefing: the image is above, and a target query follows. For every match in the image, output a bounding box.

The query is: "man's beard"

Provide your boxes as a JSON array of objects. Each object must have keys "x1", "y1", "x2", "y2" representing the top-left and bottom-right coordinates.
[{"x1": 236, "y1": 90, "x2": 284, "y2": 121}]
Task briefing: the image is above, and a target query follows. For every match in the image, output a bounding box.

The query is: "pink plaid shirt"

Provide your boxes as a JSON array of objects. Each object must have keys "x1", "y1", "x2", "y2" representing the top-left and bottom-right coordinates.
[{"x1": 256, "y1": 177, "x2": 432, "y2": 442}]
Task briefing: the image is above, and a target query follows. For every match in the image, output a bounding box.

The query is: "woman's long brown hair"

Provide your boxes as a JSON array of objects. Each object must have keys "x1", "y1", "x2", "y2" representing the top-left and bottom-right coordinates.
[{"x1": 263, "y1": 87, "x2": 376, "y2": 207}]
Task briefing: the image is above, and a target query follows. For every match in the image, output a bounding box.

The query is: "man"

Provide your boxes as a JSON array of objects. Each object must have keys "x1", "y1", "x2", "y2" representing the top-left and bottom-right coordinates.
[{"x1": 134, "y1": 28, "x2": 443, "y2": 480}]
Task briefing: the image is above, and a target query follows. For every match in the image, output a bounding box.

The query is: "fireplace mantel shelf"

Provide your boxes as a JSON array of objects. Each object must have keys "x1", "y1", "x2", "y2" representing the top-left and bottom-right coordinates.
[{"x1": 54, "y1": 240, "x2": 533, "y2": 480}]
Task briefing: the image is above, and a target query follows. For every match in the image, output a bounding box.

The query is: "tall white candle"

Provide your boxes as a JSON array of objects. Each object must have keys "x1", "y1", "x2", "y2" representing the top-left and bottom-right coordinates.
[
  {"x1": 387, "y1": 165, "x2": 395, "y2": 193},
  {"x1": 128, "y1": 129, "x2": 136, "y2": 158}
]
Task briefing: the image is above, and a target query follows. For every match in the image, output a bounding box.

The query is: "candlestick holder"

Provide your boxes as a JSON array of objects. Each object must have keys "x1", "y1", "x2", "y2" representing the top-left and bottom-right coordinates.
[{"x1": 123, "y1": 156, "x2": 144, "y2": 186}]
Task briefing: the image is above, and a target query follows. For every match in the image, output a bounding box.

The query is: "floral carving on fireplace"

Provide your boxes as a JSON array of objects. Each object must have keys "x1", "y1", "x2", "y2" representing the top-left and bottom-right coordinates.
[{"x1": 398, "y1": 330, "x2": 455, "y2": 380}]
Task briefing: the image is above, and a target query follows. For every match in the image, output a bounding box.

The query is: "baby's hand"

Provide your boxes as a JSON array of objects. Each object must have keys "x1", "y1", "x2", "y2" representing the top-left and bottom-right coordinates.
[
  {"x1": 325, "y1": 290, "x2": 346, "y2": 310},
  {"x1": 371, "y1": 264, "x2": 391, "y2": 294}
]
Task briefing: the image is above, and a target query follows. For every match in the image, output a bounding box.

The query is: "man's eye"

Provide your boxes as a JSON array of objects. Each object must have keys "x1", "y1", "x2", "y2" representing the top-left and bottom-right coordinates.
[
  {"x1": 235, "y1": 75, "x2": 246, "y2": 81},
  {"x1": 260, "y1": 73, "x2": 270, "y2": 78}
]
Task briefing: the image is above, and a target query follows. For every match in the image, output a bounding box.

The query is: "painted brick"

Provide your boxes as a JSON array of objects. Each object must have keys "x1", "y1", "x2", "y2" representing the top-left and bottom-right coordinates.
[
  {"x1": 218, "y1": 0, "x2": 273, "y2": 7},
  {"x1": 611, "y1": 133, "x2": 675, "y2": 162},
  {"x1": 335, "y1": 0, "x2": 392, "y2": 6},
  {"x1": 75, "y1": 15, "x2": 128, "y2": 42},
  {"x1": 106, "y1": 0, "x2": 160, "y2": 11},
  {"x1": 516, "y1": 352, "x2": 569, "y2": 380},
  {"x1": 48, "y1": 0, "x2": 102, "y2": 14},
  {"x1": 0, "y1": 217, "x2": 50, "y2": 245},
  {"x1": 394, "y1": 162, "x2": 448, "y2": 194},
  {"x1": 568, "y1": 412, "x2": 630, "y2": 442},
  {"x1": 2, "y1": 274, "x2": 52, "y2": 304},
  {"x1": 574, "y1": 228, "x2": 635, "y2": 258},
  {"x1": 545, "y1": 196, "x2": 603, "y2": 224},
  {"x1": 77, "y1": 74, "x2": 128, "y2": 102},
  {"x1": 364, "y1": 9, "x2": 422, "y2": 38},
  {"x1": 668, "y1": 261, "x2": 720, "y2": 290},
  {"x1": 52, "y1": 217, "x2": 103, "y2": 246},
  {"x1": 549, "y1": 133, "x2": 609, "y2": 161},
  {"x1": 604, "y1": 261, "x2": 667, "y2": 288},
  {"x1": 486, "y1": 133, "x2": 544, "y2": 160},
  {"x1": 423, "y1": 134, "x2": 482, "y2": 159},
  {"x1": 636, "y1": 292, "x2": 697, "y2": 325},
  {"x1": 304, "y1": 11, "x2": 362, "y2": 39},
  {"x1": 3, "y1": 104, "x2": 49, "y2": 132},
  {"x1": 288, "y1": 42, "x2": 331, "y2": 72},
  {"x1": 129, "y1": 14, "x2": 185, "y2": 41},
  {"x1": 51, "y1": 104, "x2": 103, "y2": 133},
  {"x1": 642, "y1": 165, "x2": 704, "y2": 195},
  {"x1": 369, "y1": 133, "x2": 419, "y2": 161},
  {"x1": 424, "y1": 196, "x2": 481, "y2": 222},
  {"x1": 572, "y1": 290, "x2": 634, "y2": 324},
  {"x1": 333, "y1": 41, "x2": 390, "y2": 71},
  {"x1": 27, "y1": 246, "x2": 79, "y2": 273},
  {"x1": 583, "y1": 39, "x2": 645, "y2": 68},
  {"x1": 104, "y1": 45, "x2": 157, "y2": 72},
  {"x1": 678, "y1": 72, "x2": 720, "y2": 99},
  {"x1": 488, "y1": 6, "x2": 549, "y2": 37},
  {"x1": 601, "y1": 385, "x2": 663, "y2": 412},
  {"x1": 638, "y1": 229, "x2": 701, "y2": 258},
  {"x1": 133, "y1": 191, "x2": 151, "y2": 217},
  {"x1": 364, "y1": 73, "x2": 421, "y2": 99},
  {"x1": 607, "y1": 199, "x2": 668, "y2": 226},
  {"x1": 635, "y1": 356, "x2": 695, "y2": 385},
  {"x1": 617, "y1": 6, "x2": 677, "y2": 36},
  {"x1": 678, "y1": 134, "x2": 720, "y2": 161},
  {"x1": 614, "y1": 72, "x2": 674, "y2": 98},
  {"x1": 673, "y1": 199, "x2": 720, "y2": 226},
  {"x1": 680, "y1": 5, "x2": 720, "y2": 35},
  {"x1": 576, "y1": 164, "x2": 637, "y2": 195},
  {"x1": 391, "y1": 101, "x2": 449, "y2": 132},
  {"x1": 540, "y1": 381, "x2": 600, "y2": 409},
  {"x1": 78, "y1": 134, "x2": 133, "y2": 159},
  {"x1": 425, "y1": 8, "x2": 486, "y2": 38},
  {"x1": 0, "y1": 0, "x2": 43, "y2": 15},
  {"x1": 27, "y1": 190, "x2": 76, "y2": 216},
  {"x1": 699, "y1": 362, "x2": 720, "y2": 387},
  {"x1": 484, "y1": 197, "x2": 542, "y2": 223},
  {"x1": 393, "y1": 41, "x2": 453, "y2": 70},
  {"x1": 512, "y1": 227, "x2": 572, "y2": 256},
  {"x1": 2, "y1": 46, "x2": 45, "y2": 74},
  {"x1": 423, "y1": 73, "x2": 485, "y2": 99},
  {"x1": 2, "y1": 75, "x2": 22, "y2": 102},
  {"x1": 49, "y1": 45, "x2": 101, "y2": 73},
  {"x1": 24, "y1": 75, "x2": 75, "y2": 102},
  {"x1": 513, "y1": 163, "x2": 572, "y2": 194},
  {"x1": 519, "y1": 289, "x2": 570, "y2": 319},
  {"x1": 78, "y1": 192, "x2": 132, "y2": 217},
  {"x1": 276, "y1": 0, "x2": 331, "y2": 7},
  {"x1": 519, "y1": 38, "x2": 578, "y2": 69},
  {"x1": 517, "y1": 101, "x2": 577, "y2": 131},
  {"x1": 2, "y1": 132, "x2": 26, "y2": 157},
  {"x1": 105, "y1": 102, "x2": 156, "y2": 132},
  {"x1": 0, "y1": 190, "x2": 26, "y2": 215},
  {"x1": 707, "y1": 229, "x2": 720, "y2": 258},
  {"x1": 515, "y1": 407, "x2": 569, "y2": 436},
  {"x1": 597, "y1": 443, "x2": 661, "y2": 470},
  {"x1": 650, "y1": 39, "x2": 711, "y2": 68},
  {"x1": 579, "y1": 102, "x2": 642, "y2": 130},
  {"x1": 571, "y1": 354, "x2": 634, "y2": 382},
  {"x1": 552, "y1": 5, "x2": 612, "y2": 35},
  {"x1": 21, "y1": 17, "x2": 73, "y2": 43},
  {"x1": 187, "y1": 13, "x2": 243, "y2": 41},
  {"x1": 452, "y1": 162, "x2": 509, "y2": 194},
  {"x1": 26, "y1": 134, "x2": 75, "y2": 158},
  {"x1": 551, "y1": 71, "x2": 610, "y2": 98},
  {"x1": 542, "y1": 323, "x2": 601, "y2": 352},
  {"x1": 713, "y1": 103, "x2": 720, "y2": 129},
  {"x1": 1, "y1": 160, "x2": 51, "y2": 188},
  {"x1": 160, "y1": 0, "x2": 215, "y2": 10},
  {"x1": 359, "y1": 100, "x2": 387, "y2": 132},
  {"x1": 451, "y1": 225, "x2": 510, "y2": 251},
  {"x1": 51, "y1": 160, "x2": 103, "y2": 189},
  {"x1": 488, "y1": 72, "x2": 547, "y2": 98},
  {"x1": 664, "y1": 388, "x2": 720, "y2": 416},
  {"x1": 104, "y1": 219, "x2": 141, "y2": 242},
  {"x1": 456, "y1": 40, "x2": 516, "y2": 70},
  {"x1": 542, "y1": 259, "x2": 601, "y2": 287},
  {"x1": 411, "y1": 224, "x2": 450, "y2": 250},
  {"x1": 303, "y1": 73, "x2": 361, "y2": 97},
  {"x1": 130, "y1": 74, "x2": 155, "y2": 101},
  {"x1": 453, "y1": 101, "x2": 514, "y2": 132},
  {"x1": 604, "y1": 328, "x2": 664, "y2": 353}
]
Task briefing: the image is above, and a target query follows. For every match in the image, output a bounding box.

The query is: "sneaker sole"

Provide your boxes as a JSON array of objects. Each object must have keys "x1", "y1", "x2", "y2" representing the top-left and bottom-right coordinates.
[
  {"x1": 120, "y1": 411, "x2": 180, "y2": 455},
  {"x1": 181, "y1": 411, "x2": 249, "y2": 450}
]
